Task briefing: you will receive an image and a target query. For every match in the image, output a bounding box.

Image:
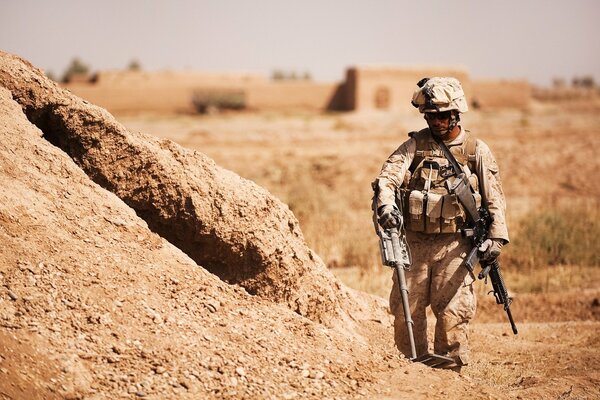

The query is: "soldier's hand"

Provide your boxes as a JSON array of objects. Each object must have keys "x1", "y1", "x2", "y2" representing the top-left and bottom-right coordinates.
[
  {"x1": 478, "y1": 239, "x2": 504, "y2": 261},
  {"x1": 378, "y1": 205, "x2": 402, "y2": 229}
]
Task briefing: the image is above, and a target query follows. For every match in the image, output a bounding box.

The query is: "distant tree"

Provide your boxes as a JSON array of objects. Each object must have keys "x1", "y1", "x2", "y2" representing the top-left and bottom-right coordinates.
[
  {"x1": 572, "y1": 75, "x2": 595, "y2": 88},
  {"x1": 128, "y1": 59, "x2": 142, "y2": 71},
  {"x1": 552, "y1": 77, "x2": 566, "y2": 88},
  {"x1": 580, "y1": 75, "x2": 595, "y2": 88},
  {"x1": 271, "y1": 69, "x2": 312, "y2": 81},
  {"x1": 271, "y1": 69, "x2": 285, "y2": 81},
  {"x1": 61, "y1": 57, "x2": 90, "y2": 83},
  {"x1": 45, "y1": 70, "x2": 57, "y2": 82}
]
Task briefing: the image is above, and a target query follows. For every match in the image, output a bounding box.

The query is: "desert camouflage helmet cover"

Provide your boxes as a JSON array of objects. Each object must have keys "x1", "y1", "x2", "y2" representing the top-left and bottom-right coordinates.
[{"x1": 411, "y1": 77, "x2": 469, "y2": 113}]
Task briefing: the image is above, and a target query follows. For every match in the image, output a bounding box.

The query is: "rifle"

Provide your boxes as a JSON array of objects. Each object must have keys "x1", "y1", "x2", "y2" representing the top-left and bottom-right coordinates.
[
  {"x1": 435, "y1": 135, "x2": 518, "y2": 335},
  {"x1": 450, "y1": 175, "x2": 518, "y2": 334}
]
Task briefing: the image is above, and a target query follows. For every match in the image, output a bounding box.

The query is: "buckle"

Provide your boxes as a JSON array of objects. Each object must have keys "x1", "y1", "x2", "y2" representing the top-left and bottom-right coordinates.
[{"x1": 439, "y1": 164, "x2": 455, "y2": 178}]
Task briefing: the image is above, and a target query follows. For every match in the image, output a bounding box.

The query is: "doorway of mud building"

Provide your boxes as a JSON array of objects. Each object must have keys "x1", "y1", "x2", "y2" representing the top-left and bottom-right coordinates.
[{"x1": 374, "y1": 86, "x2": 391, "y2": 110}]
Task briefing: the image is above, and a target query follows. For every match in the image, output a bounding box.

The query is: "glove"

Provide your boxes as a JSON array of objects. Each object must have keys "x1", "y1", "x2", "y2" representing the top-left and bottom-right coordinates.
[
  {"x1": 378, "y1": 205, "x2": 402, "y2": 229},
  {"x1": 478, "y1": 239, "x2": 504, "y2": 261}
]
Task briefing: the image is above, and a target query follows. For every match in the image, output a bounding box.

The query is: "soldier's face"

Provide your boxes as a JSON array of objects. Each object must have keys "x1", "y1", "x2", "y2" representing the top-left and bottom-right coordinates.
[{"x1": 425, "y1": 111, "x2": 452, "y2": 136}]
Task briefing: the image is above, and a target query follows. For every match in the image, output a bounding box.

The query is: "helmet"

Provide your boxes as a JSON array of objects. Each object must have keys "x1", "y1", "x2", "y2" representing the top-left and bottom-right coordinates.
[{"x1": 411, "y1": 77, "x2": 468, "y2": 113}]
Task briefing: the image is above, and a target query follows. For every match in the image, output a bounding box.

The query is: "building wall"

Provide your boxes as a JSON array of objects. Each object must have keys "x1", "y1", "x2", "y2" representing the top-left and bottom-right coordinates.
[
  {"x1": 65, "y1": 85, "x2": 200, "y2": 114},
  {"x1": 64, "y1": 68, "x2": 531, "y2": 115},
  {"x1": 470, "y1": 80, "x2": 531, "y2": 110},
  {"x1": 344, "y1": 66, "x2": 471, "y2": 114},
  {"x1": 65, "y1": 71, "x2": 342, "y2": 114},
  {"x1": 246, "y1": 82, "x2": 342, "y2": 111}
]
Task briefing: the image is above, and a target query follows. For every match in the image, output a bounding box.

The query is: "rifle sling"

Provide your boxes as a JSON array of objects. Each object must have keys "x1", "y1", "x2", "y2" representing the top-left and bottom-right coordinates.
[
  {"x1": 431, "y1": 133, "x2": 466, "y2": 178},
  {"x1": 431, "y1": 133, "x2": 480, "y2": 225}
]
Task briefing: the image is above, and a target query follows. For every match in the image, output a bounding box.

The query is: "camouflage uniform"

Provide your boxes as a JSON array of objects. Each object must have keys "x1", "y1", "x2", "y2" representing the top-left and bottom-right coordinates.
[{"x1": 375, "y1": 78, "x2": 509, "y2": 365}]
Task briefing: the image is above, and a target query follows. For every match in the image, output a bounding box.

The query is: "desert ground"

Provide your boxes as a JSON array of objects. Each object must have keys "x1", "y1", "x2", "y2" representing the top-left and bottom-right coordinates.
[
  {"x1": 118, "y1": 103, "x2": 600, "y2": 398},
  {"x1": 1, "y1": 51, "x2": 599, "y2": 399}
]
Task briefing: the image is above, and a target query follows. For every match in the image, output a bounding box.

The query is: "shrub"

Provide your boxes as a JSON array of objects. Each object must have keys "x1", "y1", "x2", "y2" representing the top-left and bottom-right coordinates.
[
  {"x1": 270, "y1": 69, "x2": 312, "y2": 81},
  {"x1": 127, "y1": 59, "x2": 142, "y2": 71},
  {"x1": 192, "y1": 90, "x2": 246, "y2": 114},
  {"x1": 61, "y1": 57, "x2": 90, "y2": 83},
  {"x1": 45, "y1": 70, "x2": 57, "y2": 82}
]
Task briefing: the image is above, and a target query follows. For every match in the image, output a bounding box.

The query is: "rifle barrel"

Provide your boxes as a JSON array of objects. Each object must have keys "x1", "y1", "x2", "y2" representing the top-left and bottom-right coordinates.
[{"x1": 506, "y1": 305, "x2": 518, "y2": 335}]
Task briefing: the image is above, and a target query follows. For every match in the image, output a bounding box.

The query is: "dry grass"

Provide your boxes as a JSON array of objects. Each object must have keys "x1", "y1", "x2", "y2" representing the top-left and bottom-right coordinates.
[
  {"x1": 332, "y1": 262, "x2": 600, "y2": 300},
  {"x1": 289, "y1": 181, "x2": 600, "y2": 297},
  {"x1": 501, "y1": 264, "x2": 600, "y2": 294},
  {"x1": 504, "y1": 200, "x2": 600, "y2": 269},
  {"x1": 120, "y1": 106, "x2": 600, "y2": 299}
]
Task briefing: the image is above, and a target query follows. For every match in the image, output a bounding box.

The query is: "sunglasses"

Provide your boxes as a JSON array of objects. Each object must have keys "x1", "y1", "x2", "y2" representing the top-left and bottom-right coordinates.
[{"x1": 425, "y1": 111, "x2": 452, "y2": 120}]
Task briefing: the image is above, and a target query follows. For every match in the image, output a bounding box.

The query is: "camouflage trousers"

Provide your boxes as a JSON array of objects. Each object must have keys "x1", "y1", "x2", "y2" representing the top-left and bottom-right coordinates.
[{"x1": 389, "y1": 232, "x2": 476, "y2": 365}]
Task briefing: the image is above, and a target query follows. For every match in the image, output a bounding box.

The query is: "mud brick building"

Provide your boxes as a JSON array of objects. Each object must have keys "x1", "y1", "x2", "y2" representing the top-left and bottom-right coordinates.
[
  {"x1": 343, "y1": 66, "x2": 530, "y2": 113},
  {"x1": 64, "y1": 66, "x2": 531, "y2": 114}
]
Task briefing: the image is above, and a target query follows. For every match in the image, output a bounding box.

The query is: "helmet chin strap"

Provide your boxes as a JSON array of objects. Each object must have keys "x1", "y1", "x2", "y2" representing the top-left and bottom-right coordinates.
[
  {"x1": 448, "y1": 111, "x2": 460, "y2": 132},
  {"x1": 429, "y1": 111, "x2": 460, "y2": 137}
]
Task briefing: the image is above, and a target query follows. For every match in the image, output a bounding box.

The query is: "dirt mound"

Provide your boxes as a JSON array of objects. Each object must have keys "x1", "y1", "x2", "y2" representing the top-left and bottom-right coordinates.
[
  {"x1": 0, "y1": 52, "x2": 422, "y2": 399},
  {"x1": 0, "y1": 51, "x2": 384, "y2": 329},
  {"x1": 4, "y1": 52, "x2": 563, "y2": 400},
  {"x1": 0, "y1": 85, "x2": 402, "y2": 399}
]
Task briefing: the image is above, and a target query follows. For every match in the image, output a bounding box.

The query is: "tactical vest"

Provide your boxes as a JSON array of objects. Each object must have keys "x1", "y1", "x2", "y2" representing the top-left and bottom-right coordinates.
[{"x1": 401, "y1": 128, "x2": 481, "y2": 234}]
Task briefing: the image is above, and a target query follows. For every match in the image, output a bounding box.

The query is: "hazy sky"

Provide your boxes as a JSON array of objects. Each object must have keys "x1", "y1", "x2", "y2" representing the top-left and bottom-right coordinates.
[{"x1": 2, "y1": 0, "x2": 599, "y2": 86}]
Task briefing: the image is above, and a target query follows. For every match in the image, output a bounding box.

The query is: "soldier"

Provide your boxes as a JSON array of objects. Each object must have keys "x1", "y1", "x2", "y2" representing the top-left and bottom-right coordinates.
[{"x1": 373, "y1": 77, "x2": 509, "y2": 371}]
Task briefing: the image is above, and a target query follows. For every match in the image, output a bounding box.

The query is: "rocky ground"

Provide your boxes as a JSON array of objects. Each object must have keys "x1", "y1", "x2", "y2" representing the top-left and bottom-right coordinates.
[{"x1": 1, "y1": 51, "x2": 599, "y2": 399}]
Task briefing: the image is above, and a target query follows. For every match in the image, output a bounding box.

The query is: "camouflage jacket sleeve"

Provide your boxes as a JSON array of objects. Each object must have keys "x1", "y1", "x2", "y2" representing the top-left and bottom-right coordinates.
[
  {"x1": 375, "y1": 138, "x2": 416, "y2": 209},
  {"x1": 475, "y1": 140, "x2": 510, "y2": 243}
]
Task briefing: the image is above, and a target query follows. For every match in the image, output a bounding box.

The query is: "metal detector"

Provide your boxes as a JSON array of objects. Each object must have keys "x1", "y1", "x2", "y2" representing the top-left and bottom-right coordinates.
[{"x1": 371, "y1": 182, "x2": 456, "y2": 368}]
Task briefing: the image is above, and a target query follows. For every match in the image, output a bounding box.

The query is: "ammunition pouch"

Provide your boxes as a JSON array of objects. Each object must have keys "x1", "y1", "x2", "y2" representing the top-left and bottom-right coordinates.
[
  {"x1": 406, "y1": 189, "x2": 425, "y2": 232},
  {"x1": 441, "y1": 194, "x2": 462, "y2": 233},
  {"x1": 403, "y1": 189, "x2": 479, "y2": 234},
  {"x1": 425, "y1": 192, "x2": 443, "y2": 233}
]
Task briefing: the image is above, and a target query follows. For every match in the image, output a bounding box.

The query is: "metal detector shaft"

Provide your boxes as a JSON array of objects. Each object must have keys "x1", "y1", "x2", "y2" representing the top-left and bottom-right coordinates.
[
  {"x1": 389, "y1": 231, "x2": 455, "y2": 368},
  {"x1": 387, "y1": 229, "x2": 418, "y2": 360},
  {"x1": 394, "y1": 263, "x2": 417, "y2": 360}
]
